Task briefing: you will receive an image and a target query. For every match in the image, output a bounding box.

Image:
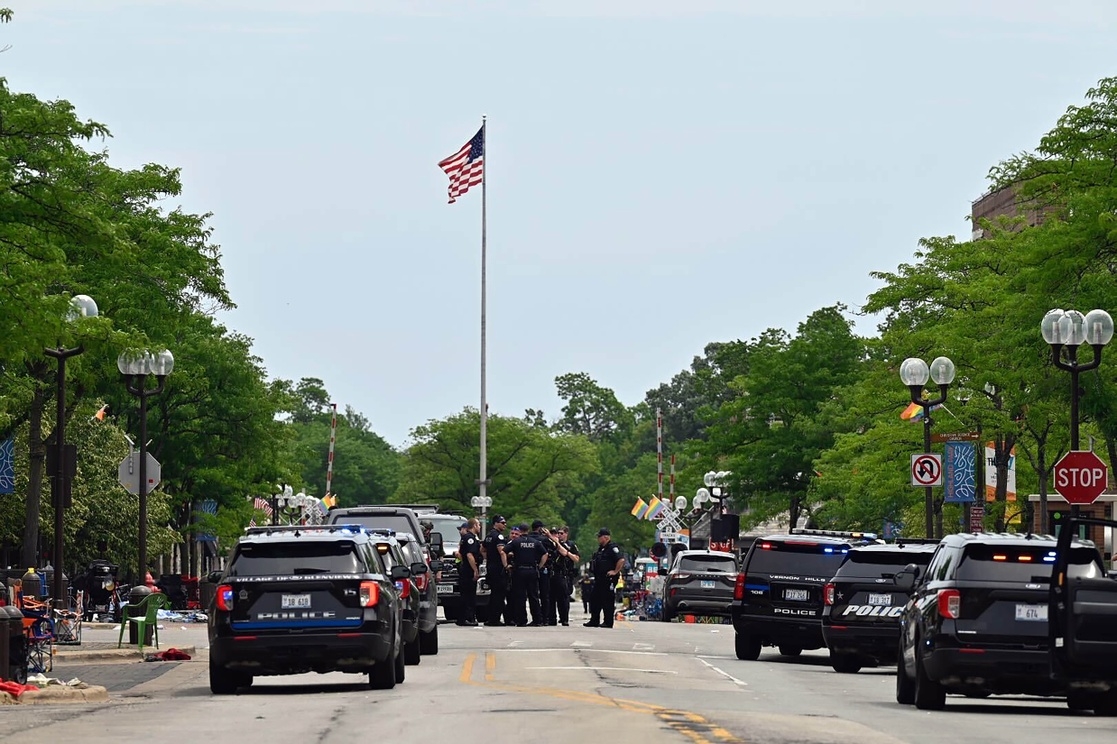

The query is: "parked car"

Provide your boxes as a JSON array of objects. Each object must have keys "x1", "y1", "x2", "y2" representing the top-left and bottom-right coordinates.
[
  {"x1": 422, "y1": 512, "x2": 491, "y2": 622},
  {"x1": 207, "y1": 524, "x2": 409, "y2": 694},
  {"x1": 368, "y1": 531, "x2": 423, "y2": 666},
  {"x1": 660, "y1": 549, "x2": 738, "y2": 622},
  {"x1": 821, "y1": 540, "x2": 938, "y2": 672},
  {"x1": 394, "y1": 531, "x2": 441, "y2": 655}
]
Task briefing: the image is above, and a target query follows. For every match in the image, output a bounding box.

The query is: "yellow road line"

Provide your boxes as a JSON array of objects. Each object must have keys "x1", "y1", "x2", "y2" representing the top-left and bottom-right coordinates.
[{"x1": 457, "y1": 653, "x2": 743, "y2": 743}]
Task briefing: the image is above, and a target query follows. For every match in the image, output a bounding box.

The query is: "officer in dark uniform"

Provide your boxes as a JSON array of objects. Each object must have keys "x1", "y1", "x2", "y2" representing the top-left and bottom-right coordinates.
[
  {"x1": 506, "y1": 522, "x2": 548, "y2": 626},
  {"x1": 548, "y1": 526, "x2": 580, "y2": 626},
  {"x1": 481, "y1": 515, "x2": 509, "y2": 626},
  {"x1": 585, "y1": 528, "x2": 625, "y2": 628},
  {"x1": 456, "y1": 519, "x2": 482, "y2": 626},
  {"x1": 532, "y1": 520, "x2": 556, "y2": 624}
]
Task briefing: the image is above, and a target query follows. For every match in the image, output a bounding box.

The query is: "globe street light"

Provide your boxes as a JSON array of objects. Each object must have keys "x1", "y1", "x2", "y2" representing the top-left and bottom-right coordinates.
[
  {"x1": 1041, "y1": 308, "x2": 1114, "y2": 517},
  {"x1": 470, "y1": 495, "x2": 492, "y2": 523},
  {"x1": 118, "y1": 348, "x2": 174, "y2": 582},
  {"x1": 44, "y1": 294, "x2": 98, "y2": 607},
  {"x1": 900, "y1": 355, "x2": 956, "y2": 539}
]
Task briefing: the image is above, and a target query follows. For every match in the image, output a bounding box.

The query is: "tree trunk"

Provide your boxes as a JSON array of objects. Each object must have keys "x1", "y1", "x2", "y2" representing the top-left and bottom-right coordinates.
[{"x1": 20, "y1": 385, "x2": 47, "y2": 569}]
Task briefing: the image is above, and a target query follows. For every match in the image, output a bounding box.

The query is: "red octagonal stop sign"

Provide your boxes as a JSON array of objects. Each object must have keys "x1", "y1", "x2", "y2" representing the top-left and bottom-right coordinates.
[{"x1": 1053, "y1": 450, "x2": 1109, "y2": 505}]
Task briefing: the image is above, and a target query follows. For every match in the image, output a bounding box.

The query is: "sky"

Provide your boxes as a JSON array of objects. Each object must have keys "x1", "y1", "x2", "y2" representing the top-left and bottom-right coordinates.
[{"x1": 3, "y1": 1, "x2": 1116, "y2": 447}]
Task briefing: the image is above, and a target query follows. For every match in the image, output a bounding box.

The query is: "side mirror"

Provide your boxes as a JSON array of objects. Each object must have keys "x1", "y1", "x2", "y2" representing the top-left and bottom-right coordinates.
[
  {"x1": 390, "y1": 565, "x2": 411, "y2": 581},
  {"x1": 429, "y1": 560, "x2": 445, "y2": 573},
  {"x1": 428, "y1": 533, "x2": 444, "y2": 553},
  {"x1": 893, "y1": 563, "x2": 920, "y2": 593},
  {"x1": 410, "y1": 562, "x2": 429, "y2": 576},
  {"x1": 206, "y1": 571, "x2": 223, "y2": 584}
]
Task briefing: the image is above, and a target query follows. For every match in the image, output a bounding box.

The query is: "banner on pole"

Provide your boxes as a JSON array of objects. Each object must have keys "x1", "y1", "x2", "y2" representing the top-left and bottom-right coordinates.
[
  {"x1": 943, "y1": 441, "x2": 976, "y2": 503},
  {"x1": 984, "y1": 442, "x2": 1017, "y2": 501},
  {"x1": 0, "y1": 438, "x2": 13, "y2": 494}
]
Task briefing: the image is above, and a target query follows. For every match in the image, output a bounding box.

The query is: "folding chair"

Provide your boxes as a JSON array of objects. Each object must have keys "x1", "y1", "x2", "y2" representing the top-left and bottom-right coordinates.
[
  {"x1": 117, "y1": 592, "x2": 170, "y2": 652},
  {"x1": 53, "y1": 603, "x2": 82, "y2": 645},
  {"x1": 20, "y1": 602, "x2": 54, "y2": 674}
]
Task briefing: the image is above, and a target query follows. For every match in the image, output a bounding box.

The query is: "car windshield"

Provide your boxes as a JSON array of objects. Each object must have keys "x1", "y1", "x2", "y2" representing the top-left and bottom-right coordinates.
[
  {"x1": 746, "y1": 540, "x2": 850, "y2": 576},
  {"x1": 838, "y1": 549, "x2": 934, "y2": 579},
  {"x1": 229, "y1": 541, "x2": 363, "y2": 576},
  {"x1": 957, "y1": 545, "x2": 1104, "y2": 582},
  {"x1": 677, "y1": 555, "x2": 737, "y2": 573},
  {"x1": 426, "y1": 517, "x2": 467, "y2": 550},
  {"x1": 335, "y1": 514, "x2": 415, "y2": 536}
]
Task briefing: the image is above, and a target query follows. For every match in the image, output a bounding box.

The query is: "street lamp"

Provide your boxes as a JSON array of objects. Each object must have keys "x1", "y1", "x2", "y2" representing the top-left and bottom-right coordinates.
[
  {"x1": 470, "y1": 495, "x2": 492, "y2": 523},
  {"x1": 276, "y1": 487, "x2": 313, "y2": 525},
  {"x1": 1041, "y1": 308, "x2": 1114, "y2": 516},
  {"x1": 900, "y1": 355, "x2": 956, "y2": 539},
  {"x1": 118, "y1": 348, "x2": 174, "y2": 582},
  {"x1": 44, "y1": 294, "x2": 99, "y2": 607}
]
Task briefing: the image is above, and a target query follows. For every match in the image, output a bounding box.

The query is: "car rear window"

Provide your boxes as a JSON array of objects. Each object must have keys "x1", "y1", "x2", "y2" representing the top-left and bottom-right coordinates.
[
  {"x1": 745, "y1": 541, "x2": 849, "y2": 576},
  {"x1": 837, "y1": 549, "x2": 934, "y2": 579},
  {"x1": 678, "y1": 555, "x2": 738, "y2": 573},
  {"x1": 957, "y1": 545, "x2": 1104, "y2": 582},
  {"x1": 230, "y1": 541, "x2": 364, "y2": 576},
  {"x1": 335, "y1": 513, "x2": 417, "y2": 536}
]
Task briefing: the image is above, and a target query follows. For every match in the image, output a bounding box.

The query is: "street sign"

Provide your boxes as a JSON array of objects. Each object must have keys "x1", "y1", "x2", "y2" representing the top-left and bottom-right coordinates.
[
  {"x1": 1053, "y1": 450, "x2": 1108, "y2": 505},
  {"x1": 911, "y1": 453, "x2": 943, "y2": 487},
  {"x1": 969, "y1": 502, "x2": 985, "y2": 532},
  {"x1": 118, "y1": 452, "x2": 162, "y2": 495},
  {"x1": 931, "y1": 432, "x2": 980, "y2": 443}
]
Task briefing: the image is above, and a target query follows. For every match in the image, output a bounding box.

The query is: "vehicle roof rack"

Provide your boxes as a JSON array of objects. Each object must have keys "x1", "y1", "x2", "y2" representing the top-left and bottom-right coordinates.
[
  {"x1": 889, "y1": 537, "x2": 941, "y2": 545},
  {"x1": 385, "y1": 503, "x2": 441, "y2": 513},
  {"x1": 789, "y1": 528, "x2": 879, "y2": 541},
  {"x1": 244, "y1": 524, "x2": 367, "y2": 536}
]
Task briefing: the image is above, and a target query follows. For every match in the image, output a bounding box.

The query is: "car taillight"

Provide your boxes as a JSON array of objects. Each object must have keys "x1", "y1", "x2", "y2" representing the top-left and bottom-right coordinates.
[
  {"x1": 824, "y1": 583, "x2": 835, "y2": 606},
  {"x1": 937, "y1": 589, "x2": 961, "y2": 619},
  {"x1": 733, "y1": 573, "x2": 746, "y2": 601},
  {"x1": 360, "y1": 581, "x2": 380, "y2": 607},
  {"x1": 413, "y1": 573, "x2": 429, "y2": 591},
  {"x1": 394, "y1": 580, "x2": 411, "y2": 599},
  {"x1": 674, "y1": 572, "x2": 690, "y2": 581},
  {"x1": 216, "y1": 584, "x2": 234, "y2": 612}
]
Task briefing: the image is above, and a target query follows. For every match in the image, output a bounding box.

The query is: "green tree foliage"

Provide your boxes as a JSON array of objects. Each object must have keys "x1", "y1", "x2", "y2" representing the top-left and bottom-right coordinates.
[{"x1": 555, "y1": 372, "x2": 633, "y2": 443}]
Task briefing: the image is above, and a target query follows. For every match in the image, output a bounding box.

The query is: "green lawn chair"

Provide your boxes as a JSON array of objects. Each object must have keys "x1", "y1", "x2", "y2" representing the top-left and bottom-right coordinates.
[{"x1": 117, "y1": 591, "x2": 170, "y2": 651}]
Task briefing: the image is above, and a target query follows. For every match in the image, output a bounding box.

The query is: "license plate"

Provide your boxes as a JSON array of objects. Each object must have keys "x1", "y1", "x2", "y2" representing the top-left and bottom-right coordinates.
[
  {"x1": 701, "y1": 580, "x2": 716, "y2": 589},
  {"x1": 281, "y1": 594, "x2": 311, "y2": 609},
  {"x1": 436, "y1": 584, "x2": 454, "y2": 595},
  {"x1": 784, "y1": 588, "x2": 809, "y2": 602},
  {"x1": 868, "y1": 593, "x2": 892, "y2": 606},
  {"x1": 1015, "y1": 603, "x2": 1048, "y2": 621}
]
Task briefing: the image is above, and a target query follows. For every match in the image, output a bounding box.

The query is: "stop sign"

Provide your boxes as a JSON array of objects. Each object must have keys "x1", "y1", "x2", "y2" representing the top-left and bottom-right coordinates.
[{"x1": 1053, "y1": 450, "x2": 1109, "y2": 505}]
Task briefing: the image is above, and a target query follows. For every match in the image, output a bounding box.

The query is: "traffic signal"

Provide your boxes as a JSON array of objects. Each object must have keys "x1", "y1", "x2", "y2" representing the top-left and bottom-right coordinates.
[{"x1": 1052, "y1": 510, "x2": 1065, "y2": 530}]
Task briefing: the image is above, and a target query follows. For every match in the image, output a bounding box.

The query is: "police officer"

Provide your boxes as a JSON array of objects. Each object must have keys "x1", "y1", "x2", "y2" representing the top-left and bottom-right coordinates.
[
  {"x1": 532, "y1": 520, "x2": 556, "y2": 624},
  {"x1": 585, "y1": 528, "x2": 625, "y2": 628},
  {"x1": 547, "y1": 526, "x2": 580, "y2": 626},
  {"x1": 506, "y1": 522, "x2": 548, "y2": 626},
  {"x1": 481, "y1": 515, "x2": 509, "y2": 626},
  {"x1": 456, "y1": 519, "x2": 482, "y2": 626}
]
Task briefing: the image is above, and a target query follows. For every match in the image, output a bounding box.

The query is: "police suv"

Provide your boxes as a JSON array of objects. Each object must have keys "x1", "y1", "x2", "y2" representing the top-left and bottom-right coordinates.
[
  {"x1": 820, "y1": 540, "x2": 937, "y2": 673},
  {"x1": 731, "y1": 529, "x2": 876, "y2": 661},
  {"x1": 207, "y1": 524, "x2": 419, "y2": 694}
]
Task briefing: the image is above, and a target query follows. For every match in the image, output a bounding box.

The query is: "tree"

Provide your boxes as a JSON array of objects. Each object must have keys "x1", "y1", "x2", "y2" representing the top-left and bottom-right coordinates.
[{"x1": 554, "y1": 372, "x2": 633, "y2": 443}]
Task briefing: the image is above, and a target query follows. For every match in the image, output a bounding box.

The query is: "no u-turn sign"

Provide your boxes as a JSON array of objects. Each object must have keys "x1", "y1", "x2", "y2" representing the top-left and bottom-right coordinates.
[{"x1": 911, "y1": 453, "x2": 943, "y2": 487}]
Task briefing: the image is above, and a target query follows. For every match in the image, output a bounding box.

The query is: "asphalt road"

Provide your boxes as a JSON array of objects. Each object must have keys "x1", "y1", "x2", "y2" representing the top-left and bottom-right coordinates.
[{"x1": 3, "y1": 613, "x2": 1115, "y2": 744}]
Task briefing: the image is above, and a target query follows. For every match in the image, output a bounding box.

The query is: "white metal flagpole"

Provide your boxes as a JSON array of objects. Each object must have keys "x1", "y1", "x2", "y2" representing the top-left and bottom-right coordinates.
[
  {"x1": 478, "y1": 116, "x2": 489, "y2": 506},
  {"x1": 325, "y1": 402, "x2": 337, "y2": 497}
]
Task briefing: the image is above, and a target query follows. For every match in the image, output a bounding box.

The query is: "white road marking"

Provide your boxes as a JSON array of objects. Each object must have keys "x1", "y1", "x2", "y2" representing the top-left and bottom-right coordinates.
[
  {"x1": 696, "y1": 656, "x2": 748, "y2": 686},
  {"x1": 526, "y1": 666, "x2": 676, "y2": 673},
  {"x1": 502, "y1": 648, "x2": 667, "y2": 656},
  {"x1": 632, "y1": 642, "x2": 655, "y2": 651},
  {"x1": 506, "y1": 640, "x2": 523, "y2": 647},
  {"x1": 570, "y1": 641, "x2": 593, "y2": 648}
]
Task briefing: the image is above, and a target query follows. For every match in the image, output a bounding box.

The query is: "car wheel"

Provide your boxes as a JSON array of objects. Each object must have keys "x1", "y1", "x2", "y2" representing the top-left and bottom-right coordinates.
[
  {"x1": 661, "y1": 606, "x2": 674, "y2": 622},
  {"x1": 209, "y1": 662, "x2": 242, "y2": 695},
  {"x1": 778, "y1": 645, "x2": 802, "y2": 657},
  {"x1": 420, "y1": 624, "x2": 439, "y2": 655},
  {"x1": 913, "y1": 642, "x2": 945, "y2": 710},
  {"x1": 394, "y1": 646, "x2": 406, "y2": 683},
  {"x1": 369, "y1": 655, "x2": 397, "y2": 690},
  {"x1": 443, "y1": 605, "x2": 459, "y2": 622},
  {"x1": 405, "y1": 637, "x2": 421, "y2": 665},
  {"x1": 735, "y1": 631, "x2": 761, "y2": 661},
  {"x1": 830, "y1": 654, "x2": 862, "y2": 674},
  {"x1": 1091, "y1": 690, "x2": 1117, "y2": 717}
]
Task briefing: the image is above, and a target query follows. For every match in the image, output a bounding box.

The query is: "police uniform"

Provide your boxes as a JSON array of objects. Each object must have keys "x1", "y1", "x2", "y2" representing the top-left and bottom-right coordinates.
[
  {"x1": 533, "y1": 522, "x2": 556, "y2": 624},
  {"x1": 457, "y1": 528, "x2": 482, "y2": 625},
  {"x1": 550, "y1": 537, "x2": 579, "y2": 625},
  {"x1": 506, "y1": 529, "x2": 547, "y2": 626},
  {"x1": 587, "y1": 530, "x2": 624, "y2": 628},
  {"x1": 481, "y1": 518, "x2": 509, "y2": 626}
]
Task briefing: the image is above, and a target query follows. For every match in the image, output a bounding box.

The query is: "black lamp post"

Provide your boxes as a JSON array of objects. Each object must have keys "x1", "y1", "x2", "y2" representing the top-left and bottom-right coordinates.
[
  {"x1": 900, "y1": 355, "x2": 956, "y2": 539},
  {"x1": 118, "y1": 349, "x2": 174, "y2": 582},
  {"x1": 44, "y1": 294, "x2": 99, "y2": 609},
  {"x1": 1041, "y1": 308, "x2": 1114, "y2": 517}
]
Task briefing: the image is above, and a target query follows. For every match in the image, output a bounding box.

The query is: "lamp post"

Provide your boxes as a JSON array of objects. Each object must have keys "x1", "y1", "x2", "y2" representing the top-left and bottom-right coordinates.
[
  {"x1": 1041, "y1": 308, "x2": 1114, "y2": 517},
  {"x1": 118, "y1": 349, "x2": 174, "y2": 582},
  {"x1": 276, "y1": 487, "x2": 313, "y2": 525},
  {"x1": 44, "y1": 294, "x2": 99, "y2": 607},
  {"x1": 470, "y1": 495, "x2": 492, "y2": 524},
  {"x1": 900, "y1": 355, "x2": 956, "y2": 539}
]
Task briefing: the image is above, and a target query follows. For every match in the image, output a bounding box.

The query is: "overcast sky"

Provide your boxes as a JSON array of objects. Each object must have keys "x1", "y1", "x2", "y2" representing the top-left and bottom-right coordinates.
[{"x1": 4, "y1": 1, "x2": 1116, "y2": 447}]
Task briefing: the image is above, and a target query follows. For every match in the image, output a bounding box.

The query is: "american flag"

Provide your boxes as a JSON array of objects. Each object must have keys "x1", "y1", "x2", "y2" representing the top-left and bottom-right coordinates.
[
  {"x1": 252, "y1": 496, "x2": 273, "y2": 518},
  {"x1": 438, "y1": 126, "x2": 484, "y2": 203}
]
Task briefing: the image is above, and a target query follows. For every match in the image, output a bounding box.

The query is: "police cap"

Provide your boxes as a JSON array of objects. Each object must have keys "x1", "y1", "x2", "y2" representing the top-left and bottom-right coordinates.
[{"x1": 597, "y1": 528, "x2": 611, "y2": 537}]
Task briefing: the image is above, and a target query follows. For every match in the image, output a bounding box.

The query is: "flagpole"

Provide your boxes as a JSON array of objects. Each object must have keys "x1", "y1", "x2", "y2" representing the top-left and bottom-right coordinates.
[{"x1": 478, "y1": 115, "x2": 489, "y2": 508}]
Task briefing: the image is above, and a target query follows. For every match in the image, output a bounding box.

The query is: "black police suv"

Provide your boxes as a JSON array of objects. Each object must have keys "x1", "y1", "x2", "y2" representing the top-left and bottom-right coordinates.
[
  {"x1": 820, "y1": 540, "x2": 937, "y2": 673},
  {"x1": 895, "y1": 531, "x2": 1116, "y2": 712},
  {"x1": 395, "y1": 531, "x2": 442, "y2": 655},
  {"x1": 368, "y1": 531, "x2": 425, "y2": 666},
  {"x1": 731, "y1": 529, "x2": 876, "y2": 661},
  {"x1": 660, "y1": 549, "x2": 738, "y2": 622},
  {"x1": 208, "y1": 524, "x2": 415, "y2": 694}
]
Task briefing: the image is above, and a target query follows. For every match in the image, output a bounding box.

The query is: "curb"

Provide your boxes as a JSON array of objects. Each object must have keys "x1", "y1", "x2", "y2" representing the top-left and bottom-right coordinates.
[
  {"x1": 14, "y1": 685, "x2": 110, "y2": 705},
  {"x1": 54, "y1": 644, "x2": 197, "y2": 664}
]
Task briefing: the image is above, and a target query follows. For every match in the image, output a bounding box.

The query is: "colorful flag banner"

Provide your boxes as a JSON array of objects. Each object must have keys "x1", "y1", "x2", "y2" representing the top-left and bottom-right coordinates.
[
  {"x1": 631, "y1": 497, "x2": 649, "y2": 518},
  {"x1": 438, "y1": 126, "x2": 484, "y2": 203},
  {"x1": 646, "y1": 496, "x2": 664, "y2": 520},
  {"x1": 252, "y1": 496, "x2": 274, "y2": 518},
  {"x1": 943, "y1": 441, "x2": 976, "y2": 503},
  {"x1": 196, "y1": 499, "x2": 218, "y2": 542},
  {"x1": 0, "y1": 438, "x2": 13, "y2": 495},
  {"x1": 901, "y1": 402, "x2": 943, "y2": 421},
  {"x1": 984, "y1": 442, "x2": 1017, "y2": 502}
]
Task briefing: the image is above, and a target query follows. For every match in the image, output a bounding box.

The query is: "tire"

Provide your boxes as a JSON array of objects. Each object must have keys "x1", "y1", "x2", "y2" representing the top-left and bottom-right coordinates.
[
  {"x1": 369, "y1": 655, "x2": 397, "y2": 690},
  {"x1": 1091, "y1": 690, "x2": 1117, "y2": 717},
  {"x1": 209, "y1": 662, "x2": 242, "y2": 695},
  {"x1": 778, "y1": 645, "x2": 802, "y2": 657},
  {"x1": 404, "y1": 637, "x2": 421, "y2": 666},
  {"x1": 735, "y1": 631, "x2": 762, "y2": 661},
  {"x1": 1066, "y1": 691, "x2": 1093, "y2": 711},
  {"x1": 394, "y1": 646, "x2": 406, "y2": 683},
  {"x1": 661, "y1": 606, "x2": 674, "y2": 623},
  {"x1": 913, "y1": 643, "x2": 946, "y2": 710},
  {"x1": 8, "y1": 663, "x2": 26, "y2": 685},
  {"x1": 831, "y1": 654, "x2": 862, "y2": 674},
  {"x1": 443, "y1": 605, "x2": 459, "y2": 622},
  {"x1": 419, "y1": 624, "x2": 439, "y2": 655}
]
